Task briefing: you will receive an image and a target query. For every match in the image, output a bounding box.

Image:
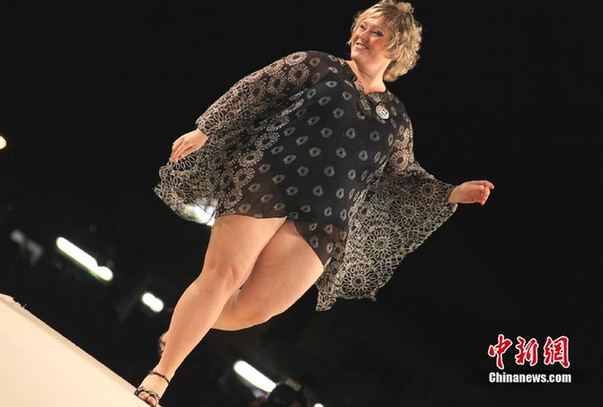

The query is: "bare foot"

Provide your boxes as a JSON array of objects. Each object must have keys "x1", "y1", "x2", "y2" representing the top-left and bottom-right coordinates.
[{"x1": 135, "y1": 369, "x2": 171, "y2": 406}]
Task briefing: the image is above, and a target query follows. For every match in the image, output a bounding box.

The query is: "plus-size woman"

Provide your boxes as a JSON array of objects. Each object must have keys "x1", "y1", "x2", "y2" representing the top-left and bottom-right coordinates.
[{"x1": 135, "y1": 1, "x2": 494, "y2": 404}]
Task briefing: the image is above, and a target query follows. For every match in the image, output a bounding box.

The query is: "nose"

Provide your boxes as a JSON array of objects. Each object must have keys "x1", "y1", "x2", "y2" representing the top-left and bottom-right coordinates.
[{"x1": 358, "y1": 31, "x2": 370, "y2": 44}]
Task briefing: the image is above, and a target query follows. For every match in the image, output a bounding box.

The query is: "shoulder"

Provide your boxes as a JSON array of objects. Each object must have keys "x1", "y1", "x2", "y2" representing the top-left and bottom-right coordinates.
[
  {"x1": 386, "y1": 93, "x2": 412, "y2": 125},
  {"x1": 389, "y1": 93, "x2": 408, "y2": 113},
  {"x1": 279, "y1": 50, "x2": 343, "y2": 65}
]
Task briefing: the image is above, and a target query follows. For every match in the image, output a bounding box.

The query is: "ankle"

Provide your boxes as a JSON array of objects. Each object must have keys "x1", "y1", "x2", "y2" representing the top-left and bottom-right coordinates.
[{"x1": 153, "y1": 364, "x2": 176, "y2": 381}]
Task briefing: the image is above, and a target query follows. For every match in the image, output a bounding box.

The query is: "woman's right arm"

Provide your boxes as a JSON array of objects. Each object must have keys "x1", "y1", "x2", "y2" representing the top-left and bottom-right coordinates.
[
  {"x1": 170, "y1": 128, "x2": 208, "y2": 163},
  {"x1": 195, "y1": 50, "x2": 327, "y2": 139},
  {"x1": 170, "y1": 50, "x2": 329, "y2": 163}
]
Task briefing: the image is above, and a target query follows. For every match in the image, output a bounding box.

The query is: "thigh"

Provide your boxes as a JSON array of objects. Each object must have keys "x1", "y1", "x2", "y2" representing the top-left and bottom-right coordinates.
[
  {"x1": 236, "y1": 220, "x2": 325, "y2": 316},
  {"x1": 201, "y1": 214, "x2": 287, "y2": 283}
]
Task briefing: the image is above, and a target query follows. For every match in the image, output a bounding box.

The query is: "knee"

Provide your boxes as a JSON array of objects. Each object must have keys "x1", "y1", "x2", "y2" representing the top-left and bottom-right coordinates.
[{"x1": 196, "y1": 263, "x2": 248, "y2": 293}]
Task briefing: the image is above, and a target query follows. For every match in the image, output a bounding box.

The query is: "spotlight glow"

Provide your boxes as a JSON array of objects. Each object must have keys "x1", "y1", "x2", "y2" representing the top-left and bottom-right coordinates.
[
  {"x1": 55, "y1": 237, "x2": 113, "y2": 282},
  {"x1": 0, "y1": 135, "x2": 6, "y2": 149},
  {"x1": 141, "y1": 292, "x2": 164, "y2": 313},
  {"x1": 233, "y1": 360, "x2": 276, "y2": 393}
]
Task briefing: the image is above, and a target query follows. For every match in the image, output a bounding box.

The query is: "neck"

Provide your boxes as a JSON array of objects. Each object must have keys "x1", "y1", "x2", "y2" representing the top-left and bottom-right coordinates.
[{"x1": 347, "y1": 58, "x2": 388, "y2": 93}]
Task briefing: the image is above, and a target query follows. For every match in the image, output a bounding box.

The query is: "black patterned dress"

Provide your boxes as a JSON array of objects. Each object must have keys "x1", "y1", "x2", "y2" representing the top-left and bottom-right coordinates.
[{"x1": 154, "y1": 50, "x2": 458, "y2": 311}]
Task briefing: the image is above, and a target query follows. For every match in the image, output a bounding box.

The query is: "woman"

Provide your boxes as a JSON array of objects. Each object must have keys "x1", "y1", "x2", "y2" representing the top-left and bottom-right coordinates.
[{"x1": 135, "y1": 1, "x2": 494, "y2": 405}]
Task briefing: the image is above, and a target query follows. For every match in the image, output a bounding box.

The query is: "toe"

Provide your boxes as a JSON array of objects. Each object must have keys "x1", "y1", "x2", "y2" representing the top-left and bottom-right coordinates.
[
  {"x1": 137, "y1": 393, "x2": 152, "y2": 406},
  {"x1": 136, "y1": 391, "x2": 152, "y2": 405},
  {"x1": 144, "y1": 393, "x2": 158, "y2": 406}
]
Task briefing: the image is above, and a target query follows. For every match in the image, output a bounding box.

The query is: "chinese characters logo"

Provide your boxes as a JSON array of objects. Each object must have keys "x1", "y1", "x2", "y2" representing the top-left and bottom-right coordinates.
[{"x1": 487, "y1": 334, "x2": 570, "y2": 369}]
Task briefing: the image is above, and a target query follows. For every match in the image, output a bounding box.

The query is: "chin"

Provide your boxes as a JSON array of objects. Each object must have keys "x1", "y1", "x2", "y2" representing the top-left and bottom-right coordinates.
[{"x1": 350, "y1": 48, "x2": 367, "y2": 60}]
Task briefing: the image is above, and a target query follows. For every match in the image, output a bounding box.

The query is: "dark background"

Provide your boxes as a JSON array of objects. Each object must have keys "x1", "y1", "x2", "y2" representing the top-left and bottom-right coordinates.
[{"x1": 1, "y1": 1, "x2": 601, "y2": 406}]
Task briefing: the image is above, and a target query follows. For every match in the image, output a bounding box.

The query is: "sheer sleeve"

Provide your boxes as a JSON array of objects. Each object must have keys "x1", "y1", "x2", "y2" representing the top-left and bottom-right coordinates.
[
  {"x1": 385, "y1": 108, "x2": 458, "y2": 202},
  {"x1": 195, "y1": 50, "x2": 328, "y2": 139},
  {"x1": 315, "y1": 103, "x2": 458, "y2": 311}
]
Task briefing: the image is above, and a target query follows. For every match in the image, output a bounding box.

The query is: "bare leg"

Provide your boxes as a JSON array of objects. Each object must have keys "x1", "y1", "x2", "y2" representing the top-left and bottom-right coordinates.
[
  {"x1": 215, "y1": 220, "x2": 325, "y2": 328},
  {"x1": 157, "y1": 291, "x2": 242, "y2": 358},
  {"x1": 135, "y1": 214, "x2": 286, "y2": 405},
  {"x1": 160, "y1": 220, "x2": 324, "y2": 337}
]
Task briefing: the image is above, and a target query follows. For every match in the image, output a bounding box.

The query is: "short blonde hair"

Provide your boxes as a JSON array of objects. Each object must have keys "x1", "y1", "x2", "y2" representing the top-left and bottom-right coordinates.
[{"x1": 347, "y1": 0, "x2": 423, "y2": 82}]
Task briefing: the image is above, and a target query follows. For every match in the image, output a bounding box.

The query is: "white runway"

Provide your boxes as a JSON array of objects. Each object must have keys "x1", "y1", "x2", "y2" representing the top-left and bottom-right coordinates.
[{"x1": 0, "y1": 293, "x2": 147, "y2": 407}]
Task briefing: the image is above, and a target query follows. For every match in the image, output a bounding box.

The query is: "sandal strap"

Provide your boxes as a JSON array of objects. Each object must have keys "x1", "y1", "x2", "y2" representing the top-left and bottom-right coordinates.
[
  {"x1": 148, "y1": 369, "x2": 171, "y2": 385},
  {"x1": 134, "y1": 385, "x2": 161, "y2": 404}
]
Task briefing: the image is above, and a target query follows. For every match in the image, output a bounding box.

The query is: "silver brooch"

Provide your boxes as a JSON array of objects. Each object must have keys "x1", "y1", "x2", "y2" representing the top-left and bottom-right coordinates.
[{"x1": 376, "y1": 104, "x2": 389, "y2": 119}]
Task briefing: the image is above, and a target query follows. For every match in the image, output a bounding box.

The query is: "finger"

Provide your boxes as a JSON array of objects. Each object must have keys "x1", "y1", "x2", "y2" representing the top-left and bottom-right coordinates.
[
  {"x1": 481, "y1": 189, "x2": 490, "y2": 205},
  {"x1": 477, "y1": 190, "x2": 485, "y2": 205},
  {"x1": 170, "y1": 150, "x2": 182, "y2": 163},
  {"x1": 480, "y1": 180, "x2": 495, "y2": 190},
  {"x1": 477, "y1": 180, "x2": 495, "y2": 189},
  {"x1": 170, "y1": 148, "x2": 180, "y2": 162},
  {"x1": 175, "y1": 145, "x2": 195, "y2": 162},
  {"x1": 171, "y1": 143, "x2": 189, "y2": 161},
  {"x1": 468, "y1": 180, "x2": 495, "y2": 190},
  {"x1": 470, "y1": 190, "x2": 481, "y2": 204},
  {"x1": 178, "y1": 148, "x2": 192, "y2": 161},
  {"x1": 182, "y1": 144, "x2": 195, "y2": 155},
  {"x1": 172, "y1": 149, "x2": 184, "y2": 162},
  {"x1": 172, "y1": 136, "x2": 186, "y2": 149},
  {"x1": 477, "y1": 188, "x2": 487, "y2": 204}
]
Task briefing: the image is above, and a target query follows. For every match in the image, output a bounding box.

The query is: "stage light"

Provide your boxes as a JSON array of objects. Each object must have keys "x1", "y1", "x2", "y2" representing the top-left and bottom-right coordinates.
[
  {"x1": 0, "y1": 134, "x2": 6, "y2": 149},
  {"x1": 55, "y1": 237, "x2": 114, "y2": 282},
  {"x1": 233, "y1": 360, "x2": 276, "y2": 393},
  {"x1": 141, "y1": 292, "x2": 164, "y2": 313}
]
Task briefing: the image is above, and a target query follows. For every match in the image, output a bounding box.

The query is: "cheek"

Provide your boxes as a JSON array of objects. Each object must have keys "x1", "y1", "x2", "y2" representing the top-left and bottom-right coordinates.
[{"x1": 375, "y1": 39, "x2": 390, "y2": 52}]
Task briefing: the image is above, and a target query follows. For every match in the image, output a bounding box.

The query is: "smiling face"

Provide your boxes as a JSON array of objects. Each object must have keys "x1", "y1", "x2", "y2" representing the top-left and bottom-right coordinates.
[{"x1": 349, "y1": 15, "x2": 393, "y2": 66}]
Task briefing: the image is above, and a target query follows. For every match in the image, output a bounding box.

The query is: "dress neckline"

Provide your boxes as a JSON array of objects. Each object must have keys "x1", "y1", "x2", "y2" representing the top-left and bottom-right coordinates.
[
  {"x1": 338, "y1": 58, "x2": 390, "y2": 98},
  {"x1": 337, "y1": 57, "x2": 394, "y2": 104}
]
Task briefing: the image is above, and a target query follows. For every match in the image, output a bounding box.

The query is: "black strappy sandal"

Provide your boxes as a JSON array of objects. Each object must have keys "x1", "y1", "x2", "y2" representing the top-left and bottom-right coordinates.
[
  {"x1": 134, "y1": 370, "x2": 171, "y2": 406},
  {"x1": 157, "y1": 331, "x2": 168, "y2": 359}
]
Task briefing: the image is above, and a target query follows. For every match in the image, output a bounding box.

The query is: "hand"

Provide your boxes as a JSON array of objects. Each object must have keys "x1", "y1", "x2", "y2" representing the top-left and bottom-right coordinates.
[
  {"x1": 170, "y1": 129, "x2": 208, "y2": 163},
  {"x1": 448, "y1": 180, "x2": 495, "y2": 205}
]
